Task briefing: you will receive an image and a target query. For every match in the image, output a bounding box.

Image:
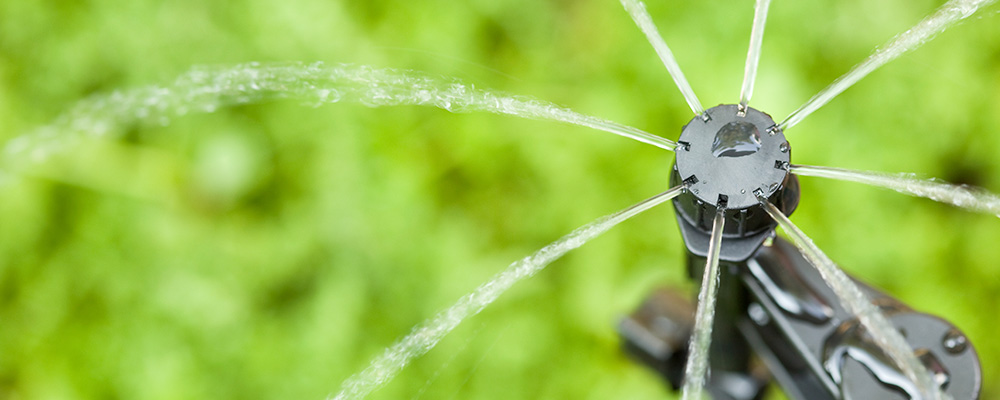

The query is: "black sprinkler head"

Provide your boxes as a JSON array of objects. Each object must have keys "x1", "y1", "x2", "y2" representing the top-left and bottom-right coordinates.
[{"x1": 670, "y1": 104, "x2": 799, "y2": 262}]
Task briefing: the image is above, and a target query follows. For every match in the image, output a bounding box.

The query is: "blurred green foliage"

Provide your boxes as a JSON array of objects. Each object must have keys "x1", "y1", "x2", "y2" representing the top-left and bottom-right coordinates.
[{"x1": 0, "y1": 0, "x2": 998, "y2": 399}]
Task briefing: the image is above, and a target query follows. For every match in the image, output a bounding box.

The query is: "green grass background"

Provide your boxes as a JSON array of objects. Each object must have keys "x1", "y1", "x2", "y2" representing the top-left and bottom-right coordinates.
[{"x1": 0, "y1": 0, "x2": 998, "y2": 399}]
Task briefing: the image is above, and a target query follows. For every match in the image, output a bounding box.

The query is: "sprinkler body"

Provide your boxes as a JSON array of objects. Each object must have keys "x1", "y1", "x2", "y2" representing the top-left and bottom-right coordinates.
[{"x1": 620, "y1": 104, "x2": 982, "y2": 399}]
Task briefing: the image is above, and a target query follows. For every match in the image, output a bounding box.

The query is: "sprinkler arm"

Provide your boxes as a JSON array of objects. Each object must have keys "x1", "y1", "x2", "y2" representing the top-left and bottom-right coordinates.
[{"x1": 619, "y1": 235, "x2": 982, "y2": 399}]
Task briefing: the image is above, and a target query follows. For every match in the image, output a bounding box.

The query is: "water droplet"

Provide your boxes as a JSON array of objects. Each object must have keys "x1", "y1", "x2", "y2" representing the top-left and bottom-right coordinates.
[
  {"x1": 711, "y1": 121, "x2": 761, "y2": 158},
  {"x1": 748, "y1": 303, "x2": 769, "y2": 325},
  {"x1": 747, "y1": 257, "x2": 833, "y2": 325},
  {"x1": 824, "y1": 322, "x2": 922, "y2": 398}
]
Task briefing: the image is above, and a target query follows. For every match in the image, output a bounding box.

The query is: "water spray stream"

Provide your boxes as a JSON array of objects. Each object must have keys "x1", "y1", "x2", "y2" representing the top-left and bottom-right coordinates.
[
  {"x1": 791, "y1": 164, "x2": 1000, "y2": 218},
  {"x1": 619, "y1": 0, "x2": 705, "y2": 116},
  {"x1": 3, "y1": 62, "x2": 676, "y2": 164},
  {"x1": 779, "y1": 0, "x2": 997, "y2": 130},
  {"x1": 739, "y1": 0, "x2": 772, "y2": 112},
  {"x1": 680, "y1": 207, "x2": 726, "y2": 400},
  {"x1": 331, "y1": 185, "x2": 687, "y2": 400},
  {"x1": 758, "y1": 198, "x2": 949, "y2": 400}
]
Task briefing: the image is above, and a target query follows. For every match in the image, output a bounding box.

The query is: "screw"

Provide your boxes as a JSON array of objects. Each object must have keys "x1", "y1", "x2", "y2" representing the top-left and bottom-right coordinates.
[{"x1": 942, "y1": 329, "x2": 969, "y2": 354}]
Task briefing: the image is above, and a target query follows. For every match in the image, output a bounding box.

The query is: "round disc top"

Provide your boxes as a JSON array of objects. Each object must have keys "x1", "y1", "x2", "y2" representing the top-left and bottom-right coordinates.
[{"x1": 675, "y1": 104, "x2": 789, "y2": 210}]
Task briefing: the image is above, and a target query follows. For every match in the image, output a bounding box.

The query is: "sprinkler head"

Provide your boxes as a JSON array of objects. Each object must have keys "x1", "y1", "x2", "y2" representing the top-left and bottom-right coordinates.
[{"x1": 670, "y1": 104, "x2": 799, "y2": 262}]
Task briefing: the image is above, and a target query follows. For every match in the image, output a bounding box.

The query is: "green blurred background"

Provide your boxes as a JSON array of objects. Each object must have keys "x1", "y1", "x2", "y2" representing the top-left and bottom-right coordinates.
[{"x1": 0, "y1": 0, "x2": 998, "y2": 399}]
